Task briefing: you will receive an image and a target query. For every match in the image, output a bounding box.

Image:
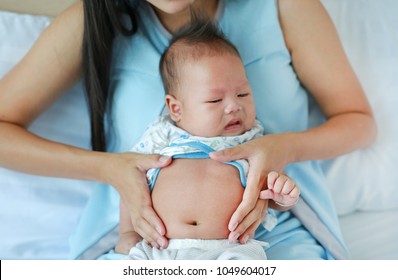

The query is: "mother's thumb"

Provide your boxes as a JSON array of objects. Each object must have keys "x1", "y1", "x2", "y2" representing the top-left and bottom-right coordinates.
[{"x1": 137, "y1": 154, "x2": 172, "y2": 171}]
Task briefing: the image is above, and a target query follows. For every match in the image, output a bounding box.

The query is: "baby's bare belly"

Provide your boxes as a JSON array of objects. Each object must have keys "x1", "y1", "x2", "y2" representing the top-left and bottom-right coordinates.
[{"x1": 151, "y1": 159, "x2": 244, "y2": 239}]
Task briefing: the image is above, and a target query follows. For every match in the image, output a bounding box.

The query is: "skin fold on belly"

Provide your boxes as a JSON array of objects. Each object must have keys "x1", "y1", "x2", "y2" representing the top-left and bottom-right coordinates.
[{"x1": 151, "y1": 158, "x2": 244, "y2": 239}]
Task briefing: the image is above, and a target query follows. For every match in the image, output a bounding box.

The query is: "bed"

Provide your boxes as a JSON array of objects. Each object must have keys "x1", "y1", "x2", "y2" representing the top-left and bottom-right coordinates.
[{"x1": 0, "y1": 0, "x2": 397, "y2": 260}]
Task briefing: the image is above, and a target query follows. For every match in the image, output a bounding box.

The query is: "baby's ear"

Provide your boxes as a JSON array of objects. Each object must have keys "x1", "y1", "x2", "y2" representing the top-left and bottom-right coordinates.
[{"x1": 165, "y1": 94, "x2": 182, "y2": 122}]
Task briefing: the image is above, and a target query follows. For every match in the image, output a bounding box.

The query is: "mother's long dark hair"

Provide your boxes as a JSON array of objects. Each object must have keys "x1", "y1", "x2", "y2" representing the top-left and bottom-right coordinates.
[{"x1": 82, "y1": 0, "x2": 137, "y2": 151}]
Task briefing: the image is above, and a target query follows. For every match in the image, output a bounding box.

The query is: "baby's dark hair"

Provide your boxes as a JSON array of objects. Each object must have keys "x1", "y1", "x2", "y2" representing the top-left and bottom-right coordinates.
[{"x1": 159, "y1": 16, "x2": 241, "y2": 95}]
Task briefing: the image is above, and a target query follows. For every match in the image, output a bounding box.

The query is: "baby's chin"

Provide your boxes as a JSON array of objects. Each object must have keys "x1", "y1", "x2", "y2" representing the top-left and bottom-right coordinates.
[
  {"x1": 220, "y1": 128, "x2": 250, "y2": 137},
  {"x1": 188, "y1": 126, "x2": 250, "y2": 137}
]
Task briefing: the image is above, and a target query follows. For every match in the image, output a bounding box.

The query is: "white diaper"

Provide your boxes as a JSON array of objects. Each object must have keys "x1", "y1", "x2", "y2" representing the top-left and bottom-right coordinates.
[{"x1": 126, "y1": 238, "x2": 269, "y2": 260}]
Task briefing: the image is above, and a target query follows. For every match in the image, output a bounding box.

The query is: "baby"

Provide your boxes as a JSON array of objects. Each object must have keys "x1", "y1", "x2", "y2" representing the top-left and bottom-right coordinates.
[{"x1": 117, "y1": 19, "x2": 300, "y2": 260}]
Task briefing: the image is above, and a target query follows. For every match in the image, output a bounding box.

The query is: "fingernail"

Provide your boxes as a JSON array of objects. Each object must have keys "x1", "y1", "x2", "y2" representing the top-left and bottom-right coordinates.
[
  {"x1": 229, "y1": 222, "x2": 238, "y2": 232},
  {"x1": 209, "y1": 151, "x2": 221, "y2": 158},
  {"x1": 230, "y1": 232, "x2": 240, "y2": 242},
  {"x1": 156, "y1": 226, "x2": 164, "y2": 235},
  {"x1": 157, "y1": 238, "x2": 165, "y2": 249},
  {"x1": 268, "y1": 184, "x2": 273, "y2": 189},
  {"x1": 242, "y1": 234, "x2": 249, "y2": 244},
  {"x1": 159, "y1": 156, "x2": 170, "y2": 163}
]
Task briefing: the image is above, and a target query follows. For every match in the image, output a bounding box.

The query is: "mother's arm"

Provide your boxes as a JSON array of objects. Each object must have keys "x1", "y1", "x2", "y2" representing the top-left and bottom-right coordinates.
[
  {"x1": 279, "y1": 0, "x2": 376, "y2": 160},
  {"x1": 211, "y1": 0, "x2": 377, "y2": 243},
  {"x1": 0, "y1": 2, "x2": 170, "y2": 248}
]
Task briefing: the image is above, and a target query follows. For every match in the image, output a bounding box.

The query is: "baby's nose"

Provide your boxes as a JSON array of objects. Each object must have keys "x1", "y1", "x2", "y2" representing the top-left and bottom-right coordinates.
[{"x1": 224, "y1": 102, "x2": 241, "y2": 114}]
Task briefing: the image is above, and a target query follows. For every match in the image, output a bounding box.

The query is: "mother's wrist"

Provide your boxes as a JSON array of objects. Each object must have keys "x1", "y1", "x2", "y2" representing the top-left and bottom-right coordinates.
[
  {"x1": 86, "y1": 150, "x2": 117, "y2": 185},
  {"x1": 271, "y1": 132, "x2": 300, "y2": 165}
]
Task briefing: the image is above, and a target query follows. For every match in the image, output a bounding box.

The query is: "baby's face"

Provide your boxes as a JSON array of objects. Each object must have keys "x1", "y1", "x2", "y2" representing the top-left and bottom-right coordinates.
[{"x1": 168, "y1": 53, "x2": 256, "y2": 137}]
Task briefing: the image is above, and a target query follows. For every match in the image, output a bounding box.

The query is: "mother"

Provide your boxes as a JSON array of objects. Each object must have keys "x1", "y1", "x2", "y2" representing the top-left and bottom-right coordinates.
[{"x1": 0, "y1": 0, "x2": 376, "y2": 259}]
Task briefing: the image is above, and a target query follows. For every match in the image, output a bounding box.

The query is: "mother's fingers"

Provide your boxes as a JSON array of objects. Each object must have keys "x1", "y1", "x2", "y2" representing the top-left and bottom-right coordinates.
[
  {"x1": 134, "y1": 153, "x2": 172, "y2": 172},
  {"x1": 228, "y1": 162, "x2": 265, "y2": 231},
  {"x1": 228, "y1": 199, "x2": 268, "y2": 243},
  {"x1": 209, "y1": 144, "x2": 247, "y2": 162},
  {"x1": 132, "y1": 209, "x2": 168, "y2": 248},
  {"x1": 118, "y1": 153, "x2": 171, "y2": 249},
  {"x1": 241, "y1": 199, "x2": 268, "y2": 243}
]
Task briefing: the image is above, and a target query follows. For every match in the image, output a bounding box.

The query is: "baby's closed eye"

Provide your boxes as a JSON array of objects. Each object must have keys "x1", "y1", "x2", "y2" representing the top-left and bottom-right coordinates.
[{"x1": 206, "y1": 99, "x2": 222, "y2": 103}]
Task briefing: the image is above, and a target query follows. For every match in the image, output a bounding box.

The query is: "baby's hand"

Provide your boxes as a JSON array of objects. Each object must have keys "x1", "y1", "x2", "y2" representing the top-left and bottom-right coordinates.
[{"x1": 259, "y1": 171, "x2": 300, "y2": 208}]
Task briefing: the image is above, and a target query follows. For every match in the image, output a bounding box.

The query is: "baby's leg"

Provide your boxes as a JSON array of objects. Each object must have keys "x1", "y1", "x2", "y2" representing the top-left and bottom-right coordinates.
[{"x1": 115, "y1": 201, "x2": 142, "y2": 254}]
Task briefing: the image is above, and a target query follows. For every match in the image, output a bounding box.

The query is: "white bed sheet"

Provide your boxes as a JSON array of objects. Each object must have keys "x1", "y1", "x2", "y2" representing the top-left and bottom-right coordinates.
[
  {"x1": 0, "y1": 11, "x2": 94, "y2": 260},
  {"x1": 1, "y1": 1, "x2": 398, "y2": 260},
  {"x1": 320, "y1": 0, "x2": 398, "y2": 260},
  {"x1": 340, "y1": 209, "x2": 398, "y2": 260}
]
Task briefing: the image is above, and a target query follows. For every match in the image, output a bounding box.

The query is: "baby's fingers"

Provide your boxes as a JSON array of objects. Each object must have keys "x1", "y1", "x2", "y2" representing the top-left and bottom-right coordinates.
[
  {"x1": 266, "y1": 171, "x2": 279, "y2": 190},
  {"x1": 271, "y1": 174, "x2": 289, "y2": 194},
  {"x1": 289, "y1": 185, "x2": 300, "y2": 199},
  {"x1": 275, "y1": 183, "x2": 300, "y2": 207},
  {"x1": 259, "y1": 189, "x2": 274, "y2": 200}
]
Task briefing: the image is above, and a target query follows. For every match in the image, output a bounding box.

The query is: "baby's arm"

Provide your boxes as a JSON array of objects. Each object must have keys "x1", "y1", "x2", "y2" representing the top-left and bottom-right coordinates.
[{"x1": 259, "y1": 171, "x2": 300, "y2": 210}]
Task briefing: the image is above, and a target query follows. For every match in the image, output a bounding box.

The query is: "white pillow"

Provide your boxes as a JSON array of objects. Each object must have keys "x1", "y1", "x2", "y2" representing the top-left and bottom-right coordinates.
[
  {"x1": 320, "y1": 0, "x2": 398, "y2": 215},
  {"x1": 0, "y1": 11, "x2": 94, "y2": 259},
  {"x1": 0, "y1": 11, "x2": 50, "y2": 75}
]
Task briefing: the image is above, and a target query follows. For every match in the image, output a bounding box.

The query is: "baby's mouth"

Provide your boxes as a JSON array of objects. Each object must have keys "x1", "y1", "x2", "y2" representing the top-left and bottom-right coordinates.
[{"x1": 224, "y1": 118, "x2": 242, "y2": 131}]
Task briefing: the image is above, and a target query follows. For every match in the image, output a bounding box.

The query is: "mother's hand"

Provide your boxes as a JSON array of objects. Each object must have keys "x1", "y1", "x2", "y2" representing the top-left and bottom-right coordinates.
[
  {"x1": 102, "y1": 152, "x2": 172, "y2": 248},
  {"x1": 210, "y1": 134, "x2": 291, "y2": 243}
]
